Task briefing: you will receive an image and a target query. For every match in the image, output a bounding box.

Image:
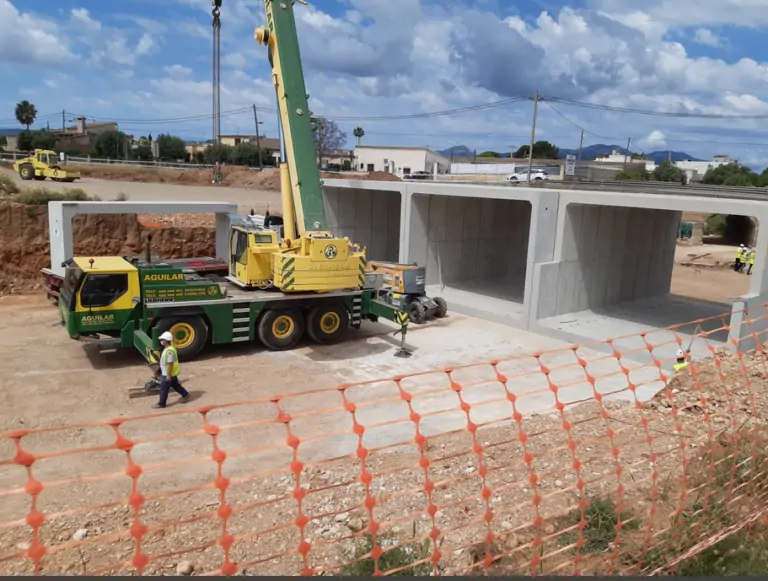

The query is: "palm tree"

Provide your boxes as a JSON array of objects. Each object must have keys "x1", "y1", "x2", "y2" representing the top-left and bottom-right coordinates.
[
  {"x1": 353, "y1": 126, "x2": 364, "y2": 145},
  {"x1": 15, "y1": 100, "x2": 37, "y2": 130}
]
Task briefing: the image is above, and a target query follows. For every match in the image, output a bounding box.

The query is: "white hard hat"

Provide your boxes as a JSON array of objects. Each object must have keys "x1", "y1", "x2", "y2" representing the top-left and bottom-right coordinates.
[
  {"x1": 159, "y1": 331, "x2": 174, "y2": 342},
  {"x1": 676, "y1": 348, "x2": 684, "y2": 358}
]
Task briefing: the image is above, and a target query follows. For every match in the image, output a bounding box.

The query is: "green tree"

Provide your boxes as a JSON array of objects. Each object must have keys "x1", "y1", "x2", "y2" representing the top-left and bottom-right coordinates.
[
  {"x1": 133, "y1": 143, "x2": 153, "y2": 161},
  {"x1": 31, "y1": 130, "x2": 56, "y2": 150},
  {"x1": 652, "y1": 160, "x2": 685, "y2": 182},
  {"x1": 94, "y1": 130, "x2": 131, "y2": 158},
  {"x1": 353, "y1": 126, "x2": 364, "y2": 145},
  {"x1": 203, "y1": 144, "x2": 234, "y2": 164},
  {"x1": 0, "y1": 135, "x2": 6, "y2": 148},
  {"x1": 703, "y1": 162, "x2": 759, "y2": 186},
  {"x1": 311, "y1": 118, "x2": 347, "y2": 168},
  {"x1": 15, "y1": 100, "x2": 37, "y2": 129},
  {"x1": 16, "y1": 130, "x2": 34, "y2": 151},
  {"x1": 514, "y1": 140, "x2": 559, "y2": 159},
  {"x1": 478, "y1": 151, "x2": 501, "y2": 157},
  {"x1": 156, "y1": 133, "x2": 186, "y2": 160}
]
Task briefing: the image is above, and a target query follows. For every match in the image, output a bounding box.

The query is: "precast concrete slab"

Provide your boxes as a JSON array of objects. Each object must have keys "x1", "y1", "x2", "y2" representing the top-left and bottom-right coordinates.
[
  {"x1": 48, "y1": 200, "x2": 237, "y2": 277},
  {"x1": 323, "y1": 180, "x2": 404, "y2": 263}
]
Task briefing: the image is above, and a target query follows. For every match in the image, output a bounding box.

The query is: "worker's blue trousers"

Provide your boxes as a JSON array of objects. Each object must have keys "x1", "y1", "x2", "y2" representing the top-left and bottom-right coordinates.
[{"x1": 157, "y1": 376, "x2": 189, "y2": 407}]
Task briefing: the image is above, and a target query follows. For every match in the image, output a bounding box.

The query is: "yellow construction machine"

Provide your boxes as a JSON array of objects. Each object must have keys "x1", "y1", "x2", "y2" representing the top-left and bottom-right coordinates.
[
  {"x1": 367, "y1": 261, "x2": 448, "y2": 324},
  {"x1": 13, "y1": 149, "x2": 81, "y2": 182}
]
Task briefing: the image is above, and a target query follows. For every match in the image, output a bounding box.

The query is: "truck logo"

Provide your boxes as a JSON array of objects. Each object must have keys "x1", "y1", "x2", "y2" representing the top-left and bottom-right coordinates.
[
  {"x1": 324, "y1": 245, "x2": 338, "y2": 260},
  {"x1": 144, "y1": 273, "x2": 184, "y2": 282},
  {"x1": 81, "y1": 314, "x2": 115, "y2": 325}
]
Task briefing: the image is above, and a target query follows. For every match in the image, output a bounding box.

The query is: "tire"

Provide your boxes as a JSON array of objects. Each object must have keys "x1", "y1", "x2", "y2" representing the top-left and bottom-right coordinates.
[
  {"x1": 257, "y1": 308, "x2": 305, "y2": 350},
  {"x1": 155, "y1": 315, "x2": 209, "y2": 361},
  {"x1": 433, "y1": 297, "x2": 448, "y2": 318},
  {"x1": 306, "y1": 303, "x2": 349, "y2": 345},
  {"x1": 408, "y1": 301, "x2": 427, "y2": 324},
  {"x1": 18, "y1": 164, "x2": 34, "y2": 180}
]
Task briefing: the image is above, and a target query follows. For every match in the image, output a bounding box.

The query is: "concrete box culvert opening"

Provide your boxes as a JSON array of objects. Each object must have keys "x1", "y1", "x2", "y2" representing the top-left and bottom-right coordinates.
[
  {"x1": 409, "y1": 193, "x2": 532, "y2": 324},
  {"x1": 323, "y1": 186, "x2": 401, "y2": 262},
  {"x1": 533, "y1": 203, "x2": 736, "y2": 365}
]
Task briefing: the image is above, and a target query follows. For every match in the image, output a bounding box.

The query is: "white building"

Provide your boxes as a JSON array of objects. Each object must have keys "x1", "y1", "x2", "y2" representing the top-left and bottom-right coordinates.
[
  {"x1": 354, "y1": 145, "x2": 451, "y2": 177},
  {"x1": 643, "y1": 155, "x2": 735, "y2": 178}
]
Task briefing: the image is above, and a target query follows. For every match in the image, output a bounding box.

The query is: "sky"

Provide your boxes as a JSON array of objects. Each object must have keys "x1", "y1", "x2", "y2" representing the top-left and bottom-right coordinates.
[{"x1": 4, "y1": 0, "x2": 768, "y2": 167}]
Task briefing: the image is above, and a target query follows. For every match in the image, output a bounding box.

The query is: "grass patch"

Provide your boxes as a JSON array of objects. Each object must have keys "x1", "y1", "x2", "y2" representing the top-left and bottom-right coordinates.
[
  {"x1": 559, "y1": 498, "x2": 639, "y2": 554},
  {"x1": 0, "y1": 173, "x2": 19, "y2": 195},
  {"x1": 340, "y1": 526, "x2": 432, "y2": 576},
  {"x1": 13, "y1": 187, "x2": 101, "y2": 205}
]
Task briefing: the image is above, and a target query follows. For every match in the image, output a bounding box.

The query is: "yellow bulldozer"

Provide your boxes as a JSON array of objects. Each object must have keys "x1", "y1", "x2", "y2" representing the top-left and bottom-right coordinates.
[{"x1": 13, "y1": 149, "x2": 81, "y2": 182}]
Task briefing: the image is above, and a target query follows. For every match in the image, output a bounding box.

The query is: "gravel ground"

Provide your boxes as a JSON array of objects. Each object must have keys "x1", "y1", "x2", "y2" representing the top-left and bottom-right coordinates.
[{"x1": 0, "y1": 295, "x2": 764, "y2": 575}]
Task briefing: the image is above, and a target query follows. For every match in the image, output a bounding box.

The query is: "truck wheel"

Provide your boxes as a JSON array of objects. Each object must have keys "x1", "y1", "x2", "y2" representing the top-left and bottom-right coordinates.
[
  {"x1": 307, "y1": 303, "x2": 349, "y2": 344},
  {"x1": 408, "y1": 301, "x2": 427, "y2": 324},
  {"x1": 434, "y1": 297, "x2": 448, "y2": 318},
  {"x1": 258, "y1": 308, "x2": 304, "y2": 350},
  {"x1": 18, "y1": 164, "x2": 34, "y2": 180},
  {"x1": 155, "y1": 316, "x2": 208, "y2": 361}
]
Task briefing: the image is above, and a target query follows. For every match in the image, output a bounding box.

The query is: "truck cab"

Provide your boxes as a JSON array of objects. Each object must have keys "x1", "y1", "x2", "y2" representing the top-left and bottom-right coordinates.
[{"x1": 59, "y1": 257, "x2": 141, "y2": 341}]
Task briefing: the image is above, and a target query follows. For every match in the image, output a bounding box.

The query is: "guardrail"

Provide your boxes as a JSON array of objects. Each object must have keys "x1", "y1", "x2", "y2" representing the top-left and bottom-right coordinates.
[{"x1": 0, "y1": 152, "x2": 217, "y2": 170}]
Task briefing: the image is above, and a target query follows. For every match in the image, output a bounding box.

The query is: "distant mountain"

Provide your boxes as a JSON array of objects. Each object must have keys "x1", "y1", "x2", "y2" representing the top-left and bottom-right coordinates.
[
  {"x1": 557, "y1": 143, "x2": 703, "y2": 163},
  {"x1": 439, "y1": 143, "x2": 703, "y2": 163},
  {"x1": 0, "y1": 128, "x2": 20, "y2": 136}
]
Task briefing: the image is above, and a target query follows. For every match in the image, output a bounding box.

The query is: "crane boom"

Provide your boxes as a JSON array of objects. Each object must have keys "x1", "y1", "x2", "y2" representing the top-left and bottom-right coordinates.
[{"x1": 255, "y1": 0, "x2": 326, "y2": 234}]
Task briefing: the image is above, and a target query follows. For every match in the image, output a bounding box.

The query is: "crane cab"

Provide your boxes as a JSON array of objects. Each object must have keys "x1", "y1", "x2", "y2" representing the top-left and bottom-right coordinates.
[{"x1": 228, "y1": 226, "x2": 281, "y2": 290}]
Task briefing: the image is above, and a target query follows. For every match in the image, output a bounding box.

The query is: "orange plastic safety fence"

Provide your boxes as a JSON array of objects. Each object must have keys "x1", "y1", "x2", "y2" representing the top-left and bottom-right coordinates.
[{"x1": 3, "y1": 306, "x2": 768, "y2": 575}]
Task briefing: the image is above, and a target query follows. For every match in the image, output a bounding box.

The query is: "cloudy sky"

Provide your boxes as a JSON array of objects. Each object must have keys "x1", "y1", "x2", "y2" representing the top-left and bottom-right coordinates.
[{"x1": 4, "y1": 0, "x2": 768, "y2": 166}]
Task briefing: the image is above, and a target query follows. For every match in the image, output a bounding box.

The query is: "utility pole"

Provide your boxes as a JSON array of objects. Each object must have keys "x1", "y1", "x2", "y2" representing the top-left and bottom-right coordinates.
[
  {"x1": 527, "y1": 90, "x2": 539, "y2": 179},
  {"x1": 62, "y1": 110, "x2": 65, "y2": 133},
  {"x1": 252, "y1": 104, "x2": 263, "y2": 171},
  {"x1": 623, "y1": 137, "x2": 631, "y2": 170},
  {"x1": 577, "y1": 129, "x2": 584, "y2": 163}
]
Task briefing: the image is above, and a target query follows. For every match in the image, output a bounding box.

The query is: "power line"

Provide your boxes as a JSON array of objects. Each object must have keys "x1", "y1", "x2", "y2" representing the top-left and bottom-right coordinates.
[{"x1": 542, "y1": 95, "x2": 768, "y2": 120}]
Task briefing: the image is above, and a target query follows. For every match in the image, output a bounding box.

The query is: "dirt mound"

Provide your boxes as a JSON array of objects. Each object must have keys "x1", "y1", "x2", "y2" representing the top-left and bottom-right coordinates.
[{"x1": 0, "y1": 201, "x2": 214, "y2": 295}]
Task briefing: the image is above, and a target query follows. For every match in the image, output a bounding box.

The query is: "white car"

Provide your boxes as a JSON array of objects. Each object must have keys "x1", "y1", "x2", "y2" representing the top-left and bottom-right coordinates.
[{"x1": 507, "y1": 169, "x2": 548, "y2": 182}]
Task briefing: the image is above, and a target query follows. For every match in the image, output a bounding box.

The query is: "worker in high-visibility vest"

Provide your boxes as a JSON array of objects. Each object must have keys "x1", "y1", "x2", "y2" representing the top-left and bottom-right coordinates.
[
  {"x1": 153, "y1": 331, "x2": 191, "y2": 409},
  {"x1": 747, "y1": 248, "x2": 756, "y2": 275},
  {"x1": 673, "y1": 349, "x2": 689, "y2": 373},
  {"x1": 734, "y1": 245, "x2": 746, "y2": 272}
]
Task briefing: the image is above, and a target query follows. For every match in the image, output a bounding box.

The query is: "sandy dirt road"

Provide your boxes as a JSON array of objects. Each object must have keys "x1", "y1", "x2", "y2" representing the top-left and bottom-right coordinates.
[{"x1": 0, "y1": 167, "x2": 280, "y2": 214}]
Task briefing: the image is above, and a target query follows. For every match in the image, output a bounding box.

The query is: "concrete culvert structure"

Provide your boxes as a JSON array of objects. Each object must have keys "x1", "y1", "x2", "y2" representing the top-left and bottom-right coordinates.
[
  {"x1": 408, "y1": 194, "x2": 532, "y2": 325},
  {"x1": 531, "y1": 203, "x2": 734, "y2": 362},
  {"x1": 723, "y1": 214, "x2": 757, "y2": 246},
  {"x1": 323, "y1": 185, "x2": 402, "y2": 262}
]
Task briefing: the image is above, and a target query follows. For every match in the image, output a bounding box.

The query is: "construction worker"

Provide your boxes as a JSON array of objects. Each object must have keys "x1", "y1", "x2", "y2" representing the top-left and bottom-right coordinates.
[
  {"x1": 153, "y1": 331, "x2": 191, "y2": 409},
  {"x1": 673, "y1": 348, "x2": 689, "y2": 372},
  {"x1": 748, "y1": 247, "x2": 756, "y2": 275},
  {"x1": 734, "y1": 245, "x2": 745, "y2": 272}
]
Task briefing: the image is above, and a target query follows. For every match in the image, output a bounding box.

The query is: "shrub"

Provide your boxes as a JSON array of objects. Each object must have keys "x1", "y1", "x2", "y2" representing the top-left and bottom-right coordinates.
[
  {"x1": 0, "y1": 173, "x2": 19, "y2": 195},
  {"x1": 705, "y1": 213, "x2": 727, "y2": 236},
  {"x1": 13, "y1": 187, "x2": 99, "y2": 205}
]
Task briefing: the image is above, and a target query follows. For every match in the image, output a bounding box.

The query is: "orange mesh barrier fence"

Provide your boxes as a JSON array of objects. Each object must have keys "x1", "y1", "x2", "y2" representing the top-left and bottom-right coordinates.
[{"x1": 3, "y1": 308, "x2": 768, "y2": 575}]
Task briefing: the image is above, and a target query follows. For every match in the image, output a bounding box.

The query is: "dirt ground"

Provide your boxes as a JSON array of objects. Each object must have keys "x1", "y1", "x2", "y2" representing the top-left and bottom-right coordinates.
[
  {"x1": 672, "y1": 243, "x2": 751, "y2": 304},
  {"x1": 0, "y1": 294, "x2": 765, "y2": 576},
  {"x1": 0, "y1": 163, "x2": 400, "y2": 192}
]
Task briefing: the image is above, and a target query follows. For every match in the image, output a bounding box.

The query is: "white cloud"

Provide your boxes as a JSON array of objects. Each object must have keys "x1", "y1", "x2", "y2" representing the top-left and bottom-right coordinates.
[
  {"x1": 71, "y1": 8, "x2": 101, "y2": 33},
  {"x1": 643, "y1": 130, "x2": 667, "y2": 148},
  {"x1": 693, "y1": 28, "x2": 724, "y2": 47},
  {"x1": 0, "y1": 0, "x2": 77, "y2": 66}
]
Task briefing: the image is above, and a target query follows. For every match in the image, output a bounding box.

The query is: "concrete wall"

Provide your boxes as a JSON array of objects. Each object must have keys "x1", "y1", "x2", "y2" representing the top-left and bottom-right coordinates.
[
  {"x1": 408, "y1": 194, "x2": 531, "y2": 296},
  {"x1": 323, "y1": 186, "x2": 402, "y2": 262},
  {"x1": 534, "y1": 204, "x2": 681, "y2": 318}
]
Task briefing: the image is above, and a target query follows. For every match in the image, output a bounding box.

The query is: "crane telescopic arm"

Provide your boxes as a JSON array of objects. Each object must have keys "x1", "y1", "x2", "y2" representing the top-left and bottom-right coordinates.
[{"x1": 255, "y1": 0, "x2": 328, "y2": 236}]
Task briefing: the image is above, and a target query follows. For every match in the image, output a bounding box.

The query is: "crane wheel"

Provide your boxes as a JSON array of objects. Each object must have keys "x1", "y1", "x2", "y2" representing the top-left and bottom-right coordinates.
[
  {"x1": 258, "y1": 308, "x2": 304, "y2": 350},
  {"x1": 155, "y1": 315, "x2": 209, "y2": 361},
  {"x1": 18, "y1": 163, "x2": 34, "y2": 180},
  {"x1": 434, "y1": 297, "x2": 448, "y2": 318},
  {"x1": 408, "y1": 301, "x2": 427, "y2": 324},
  {"x1": 307, "y1": 303, "x2": 349, "y2": 345}
]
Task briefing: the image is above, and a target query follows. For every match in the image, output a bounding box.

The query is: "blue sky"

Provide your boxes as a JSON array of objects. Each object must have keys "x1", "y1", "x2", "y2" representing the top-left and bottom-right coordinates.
[{"x1": 3, "y1": 0, "x2": 768, "y2": 166}]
